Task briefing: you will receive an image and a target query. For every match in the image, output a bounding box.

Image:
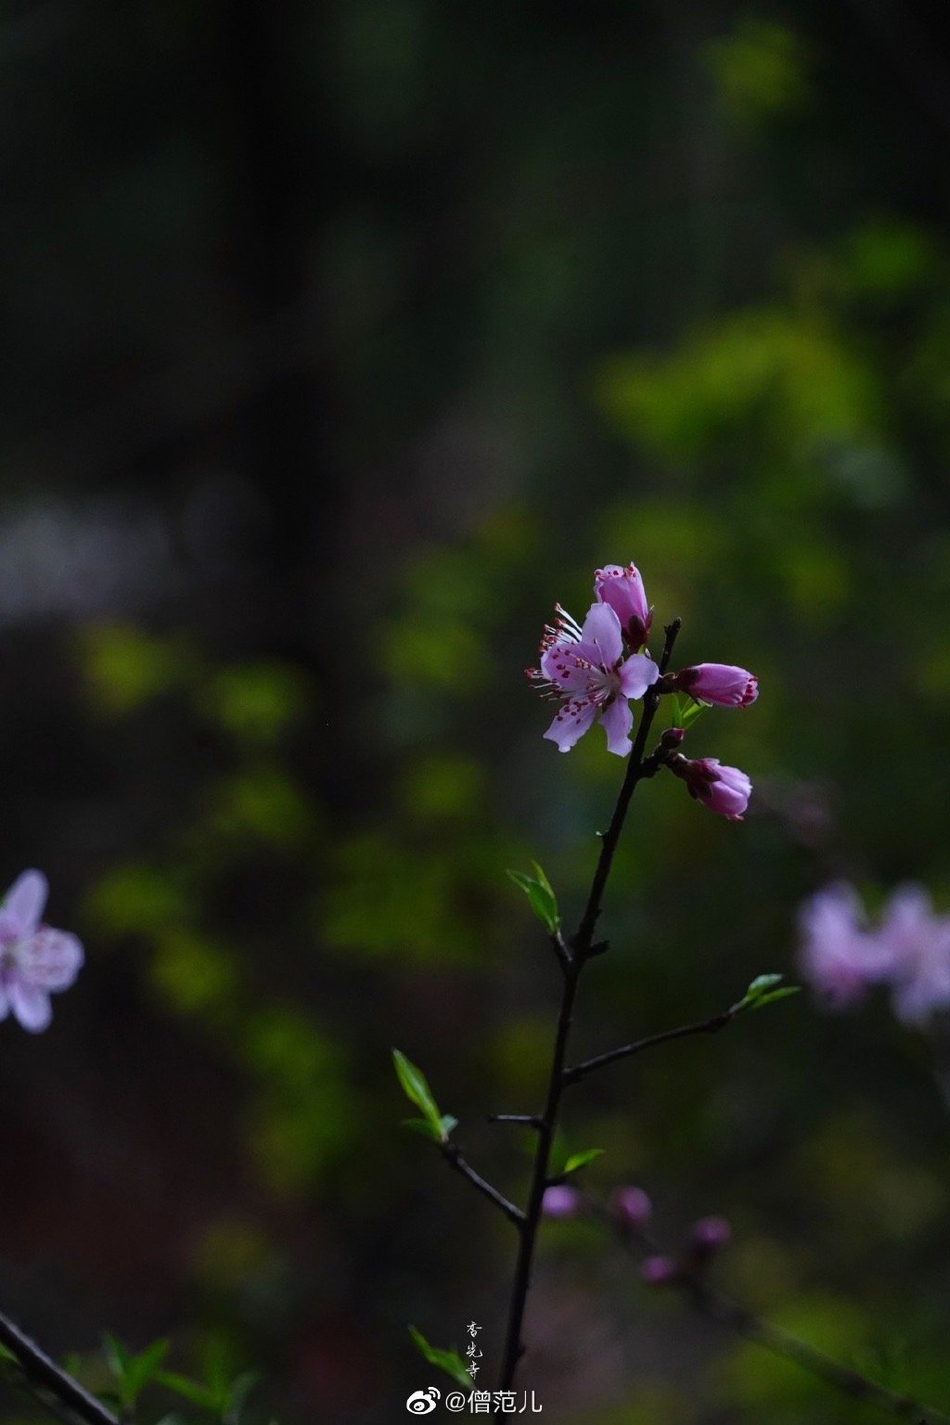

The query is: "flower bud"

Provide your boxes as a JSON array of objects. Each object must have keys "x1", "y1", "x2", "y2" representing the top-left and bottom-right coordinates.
[
  {"x1": 541, "y1": 1185, "x2": 581, "y2": 1219},
  {"x1": 594, "y1": 563, "x2": 652, "y2": 648},
  {"x1": 641, "y1": 1255, "x2": 679, "y2": 1286},
  {"x1": 675, "y1": 664, "x2": 758, "y2": 708},
  {"x1": 689, "y1": 1215, "x2": 732, "y2": 1258},
  {"x1": 671, "y1": 756, "x2": 752, "y2": 822},
  {"x1": 659, "y1": 727, "x2": 685, "y2": 753},
  {"x1": 611, "y1": 1185, "x2": 653, "y2": 1231}
]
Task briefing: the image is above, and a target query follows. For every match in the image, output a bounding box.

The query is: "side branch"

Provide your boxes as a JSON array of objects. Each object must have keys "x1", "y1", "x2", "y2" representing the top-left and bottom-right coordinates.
[
  {"x1": 564, "y1": 1009, "x2": 733, "y2": 1085},
  {"x1": 440, "y1": 1145, "x2": 525, "y2": 1227},
  {"x1": 0, "y1": 1309, "x2": 119, "y2": 1425},
  {"x1": 690, "y1": 1282, "x2": 950, "y2": 1425}
]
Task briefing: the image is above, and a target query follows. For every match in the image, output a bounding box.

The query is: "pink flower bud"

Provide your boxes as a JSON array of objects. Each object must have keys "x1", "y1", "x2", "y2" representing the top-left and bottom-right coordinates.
[
  {"x1": 690, "y1": 1215, "x2": 732, "y2": 1257},
  {"x1": 542, "y1": 1185, "x2": 581, "y2": 1219},
  {"x1": 676, "y1": 664, "x2": 758, "y2": 708},
  {"x1": 671, "y1": 756, "x2": 752, "y2": 822},
  {"x1": 641, "y1": 1255, "x2": 679, "y2": 1286},
  {"x1": 611, "y1": 1186, "x2": 653, "y2": 1230},
  {"x1": 660, "y1": 727, "x2": 686, "y2": 752},
  {"x1": 594, "y1": 563, "x2": 652, "y2": 648}
]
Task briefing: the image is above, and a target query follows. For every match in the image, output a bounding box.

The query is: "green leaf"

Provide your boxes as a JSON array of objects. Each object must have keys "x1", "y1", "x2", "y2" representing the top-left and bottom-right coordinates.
[
  {"x1": 506, "y1": 863, "x2": 560, "y2": 933},
  {"x1": 671, "y1": 694, "x2": 708, "y2": 730},
  {"x1": 402, "y1": 1117, "x2": 443, "y2": 1141},
  {"x1": 393, "y1": 1049, "x2": 445, "y2": 1139},
  {"x1": 563, "y1": 1148, "x2": 605, "y2": 1175},
  {"x1": 408, "y1": 1327, "x2": 472, "y2": 1389},
  {"x1": 103, "y1": 1334, "x2": 132, "y2": 1379},
  {"x1": 124, "y1": 1340, "x2": 171, "y2": 1404},
  {"x1": 751, "y1": 985, "x2": 800, "y2": 1010},
  {"x1": 730, "y1": 974, "x2": 799, "y2": 1015},
  {"x1": 440, "y1": 1114, "x2": 458, "y2": 1137},
  {"x1": 155, "y1": 1370, "x2": 220, "y2": 1411}
]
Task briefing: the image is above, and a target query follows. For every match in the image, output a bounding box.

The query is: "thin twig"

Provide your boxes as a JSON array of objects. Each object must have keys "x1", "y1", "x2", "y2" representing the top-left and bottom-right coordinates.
[
  {"x1": 688, "y1": 1281, "x2": 950, "y2": 1425},
  {"x1": 0, "y1": 1310, "x2": 119, "y2": 1425},
  {"x1": 440, "y1": 1145, "x2": 525, "y2": 1227},
  {"x1": 488, "y1": 1114, "x2": 543, "y2": 1129},
  {"x1": 564, "y1": 1008, "x2": 733, "y2": 1085},
  {"x1": 497, "y1": 619, "x2": 682, "y2": 1391}
]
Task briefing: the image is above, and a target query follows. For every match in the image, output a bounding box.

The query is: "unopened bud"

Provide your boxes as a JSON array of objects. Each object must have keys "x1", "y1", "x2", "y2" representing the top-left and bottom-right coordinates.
[
  {"x1": 690, "y1": 1215, "x2": 732, "y2": 1258},
  {"x1": 660, "y1": 727, "x2": 686, "y2": 752},
  {"x1": 542, "y1": 1185, "x2": 581, "y2": 1219},
  {"x1": 611, "y1": 1185, "x2": 653, "y2": 1231},
  {"x1": 641, "y1": 1255, "x2": 679, "y2": 1286}
]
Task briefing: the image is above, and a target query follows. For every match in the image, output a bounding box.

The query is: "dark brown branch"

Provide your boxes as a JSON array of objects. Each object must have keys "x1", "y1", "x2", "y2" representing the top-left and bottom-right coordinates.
[
  {"x1": 440, "y1": 1145, "x2": 525, "y2": 1228},
  {"x1": 0, "y1": 1310, "x2": 119, "y2": 1425},
  {"x1": 564, "y1": 1008, "x2": 733, "y2": 1085},
  {"x1": 497, "y1": 619, "x2": 682, "y2": 1392}
]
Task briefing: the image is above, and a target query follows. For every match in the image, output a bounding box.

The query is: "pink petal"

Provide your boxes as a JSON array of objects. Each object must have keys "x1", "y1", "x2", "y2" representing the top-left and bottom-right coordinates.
[
  {"x1": 9, "y1": 978, "x2": 53, "y2": 1033},
  {"x1": 1, "y1": 870, "x2": 48, "y2": 939},
  {"x1": 544, "y1": 697, "x2": 598, "y2": 752},
  {"x1": 540, "y1": 640, "x2": 593, "y2": 692},
  {"x1": 19, "y1": 928, "x2": 84, "y2": 990},
  {"x1": 0, "y1": 983, "x2": 8, "y2": 1020},
  {"x1": 599, "y1": 697, "x2": 633, "y2": 756},
  {"x1": 619, "y1": 654, "x2": 660, "y2": 700},
  {"x1": 577, "y1": 603, "x2": 623, "y2": 668}
]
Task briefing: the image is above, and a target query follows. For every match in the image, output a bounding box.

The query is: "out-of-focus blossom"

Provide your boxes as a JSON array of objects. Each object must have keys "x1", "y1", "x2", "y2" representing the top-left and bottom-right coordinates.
[
  {"x1": 0, "y1": 870, "x2": 84, "y2": 1032},
  {"x1": 542, "y1": 1185, "x2": 582, "y2": 1219},
  {"x1": 878, "y1": 885, "x2": 950, "y2": 1027},
  {"x1": 594, "y1": 563, "x2": 652, "y2": 648},
  {"x1": 689, "y1": 1216, "x2": 732, "y2": 1257},
  {"x1": 671, "y1": 755, "x2": 752, "y2": 821},
  {"x1": 528, "y1": 602, "x2": 659, "y2": 755},
  {"x1": 675, "y1": 663, "x2": 758, "y2": 708},
  {"x1": 641, "y1": 1256, "x2": 679, "y2": 1286},
  {"x1": 611, "y1": 1185, "x2": 653, "y2": 1231},
  {"x1": 797, "y1": 883, "x2": 889, "y2": 1009}
]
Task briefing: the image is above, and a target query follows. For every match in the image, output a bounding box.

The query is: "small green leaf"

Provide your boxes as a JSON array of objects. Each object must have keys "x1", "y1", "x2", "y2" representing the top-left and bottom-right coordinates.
[
  {"x1": 123, "y1": 1339, "x2": 171, "y2": 1403},
  {"x1": 402, "y1": 1117, "x2": 443, "y2": 1141},
  {"x1": 731, "y1": 972, "x2": 785, "y2": 1014},
  {"x1": 671, "y1": 694, "x2": 708, "y2": 730},
  {"x1": 440, "y1": 1114, "x2": 458, "y2": 1137},
  {"x1": 222, "y1": 1370, "x2": 261, "y2": 1424},
  {"x1": 408, "y1": 1327, "x2": 472, "y2": 1388},
  {"x1": 506, "y1": 864, "x2": 560, "y2": 933},
  {"x1": 155, "y1": 1370, "x2": 220, "y2": 1410},
  {"x1": 751, "y1": 985, "x2": 801, "y2": 1010},
  {"x1": 563, "y1": 1148, "x2": 605, "y2": 1175},
  {"x1": 392, "y1": 1049, "x2": 443, "y2": 1138},
  {"x1": 103, "y1": 1334, "x2": 132, "y2": 1379}
]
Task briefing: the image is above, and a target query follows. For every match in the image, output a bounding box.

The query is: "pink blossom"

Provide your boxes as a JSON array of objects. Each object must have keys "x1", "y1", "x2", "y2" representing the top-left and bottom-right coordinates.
[
  {"x1": 671, "y1": 756, "x2": 752, "y2": 821},
  {"x1": 594, "y1": 563, "x2": 652, "y2": 648},
  {"x1": 690, "y1": 1216, "x2": 732, "y2": 1257},
  {"x1": 611, "y1": 1185, "x2": 653, "y2": 1230},
  {"x1": 0, "y1": 871, "x2": 84, "y2": 1032},
  {"x1": 797, "y1": 883, "x2": 889, "y2": 1010},
  {"x1": 542, "y1": 1185, "x2": 582, "y2": 1219},
  {"x1": 877, "y1": 885, "x2": 950, "y2": 1027},
  {"x1": 528, "y1": 602, "x2": 659, "y2": 756},
  {"x1": 676, "y1": 663, "x2": 758, "y2": 708},
  {"x1": 641, "y1": 1256, "x2": 679, "y2": 1286}
]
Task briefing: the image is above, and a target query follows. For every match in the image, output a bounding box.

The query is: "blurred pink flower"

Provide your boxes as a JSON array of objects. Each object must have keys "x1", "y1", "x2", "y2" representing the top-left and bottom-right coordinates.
[
  {"x1": 690, "y1": 1216, "x2": 732, "y2": 1257},
  {"x1": 542, "y1": 1185, "x2": 582, "y2": 1219},
  {"x1": 797, "y1": 883, "x2": 888, "y2": 1010},
  {"x1": 528, "y1": 601, "x2": 659, "y2": 755},
  {"x1": 878, "y1": 885, "x2": 950, "y2": 1027},
  {"x1": 611, "y1": 1185, "x2": 653, "y2": 1231},
  {"x1": 672, "y1": 756, "x2": 752, "y2": 821},
  {"x1": 594, "y1": 562, "x2": 652, "y2": 648},
  {"x1": 676, "y1": 663, "x2": 758, "y2": 708},
  {"x1": 0, "y1": 870, "x2": 84, "y2": 1032}
]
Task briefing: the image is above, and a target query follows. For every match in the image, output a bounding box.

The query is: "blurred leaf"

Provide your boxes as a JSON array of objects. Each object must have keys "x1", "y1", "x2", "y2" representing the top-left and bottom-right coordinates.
[
  {"x1": 563, "y1": 1148, "x2": 605, "y2": 1175},
  {"x1": 671, "y1": 695, "x2": 708, "y2": 730},
  {"x1": 155, "y1": 1370, "x2": 219, "y2": 1410},
  {"x1": 81, "y1": 624, "x2": 193, "y2": 714},
  {"x1": 222, "y1": 1370, "x2": 261, "y2": 1424},
  {"x1": 707, "y1": 17, "x2": 811, "y2": 127},
  {"x1": 150, "y1": 930, "x2": 239, "y2": 1017},
  {"x1": 85, "y1": 865, "x2": 187, "y2": 938},
  {"x1": 202, "y1": 663, "x2": 310, "y2": 745},
  {"x1": 408, "y1": 1327, "x2": 471, "y2": 1388}
]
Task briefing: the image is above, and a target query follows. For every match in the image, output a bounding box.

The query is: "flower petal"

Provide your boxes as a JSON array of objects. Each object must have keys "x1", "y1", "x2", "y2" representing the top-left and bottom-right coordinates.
[
  {"x1": 540, "y1": 639, "x2": 592, "y2": 692},
  {"x1": 9, "y1": 979, "x2": 53, "y2": 1033},
  {"x1": 19, "y1": 928, "x2": 84, "y2": 990},
  {"x1": 1, "y1": 870, "x2": 48, "y2": 939},
  {"x1": 543, "y1": 697, "x2": 598, "y2": 752},
  {"x1": 619, "y1": 654, "x2": 660, "y2": 701},
  {"x1": 577, "y1": 603, "x2": 623, "y2": 668},
  {"x1": 599, "y1": 697, "x2": 633, "y2": 756}
]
